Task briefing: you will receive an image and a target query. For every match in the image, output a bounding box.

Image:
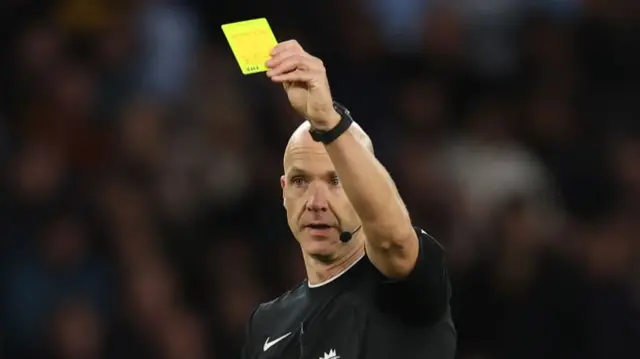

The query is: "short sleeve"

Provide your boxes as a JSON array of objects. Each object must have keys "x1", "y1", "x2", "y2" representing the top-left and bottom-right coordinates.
[{"x1": 375, "y1": 227, "x2": 451, "y2": 325}]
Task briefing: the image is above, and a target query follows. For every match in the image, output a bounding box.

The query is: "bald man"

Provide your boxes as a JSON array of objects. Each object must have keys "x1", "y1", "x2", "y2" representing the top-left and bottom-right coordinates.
[{"x1": 241, "y1": 40, "x2": 456, "y2": 359}]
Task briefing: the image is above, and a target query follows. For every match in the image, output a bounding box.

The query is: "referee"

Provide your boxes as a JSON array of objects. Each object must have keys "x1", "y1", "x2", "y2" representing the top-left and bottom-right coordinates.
[{"x1": 241, "y1": 40, "x2": 456, "y2": 359}]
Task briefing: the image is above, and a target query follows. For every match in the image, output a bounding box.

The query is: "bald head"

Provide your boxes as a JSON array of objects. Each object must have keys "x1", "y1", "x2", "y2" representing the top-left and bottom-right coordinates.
[{"x1": 284, "y1": 121, "x2": 374, "y2": 167}]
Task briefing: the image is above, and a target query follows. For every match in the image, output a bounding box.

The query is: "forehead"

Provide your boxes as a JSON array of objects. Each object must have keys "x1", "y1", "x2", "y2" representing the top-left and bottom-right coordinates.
[{"x1": 283, "y1": 132, "x2": 335, "y2": 173}]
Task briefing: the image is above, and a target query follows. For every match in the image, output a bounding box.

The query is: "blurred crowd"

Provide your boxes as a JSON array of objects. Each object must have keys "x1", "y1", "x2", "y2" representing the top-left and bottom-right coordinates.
[{"x1": 0, "y1": 0, "x2": 639, "y2": 358}]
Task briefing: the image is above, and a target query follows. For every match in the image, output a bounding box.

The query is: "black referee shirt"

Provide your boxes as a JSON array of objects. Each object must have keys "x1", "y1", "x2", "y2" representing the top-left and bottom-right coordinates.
[{"x1": 241, "y1": 227, "x2": 456, "y2": 359}]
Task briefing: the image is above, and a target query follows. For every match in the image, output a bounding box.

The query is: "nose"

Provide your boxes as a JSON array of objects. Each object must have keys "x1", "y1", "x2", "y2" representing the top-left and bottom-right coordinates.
[{"x1": 305, "y1": 183, "x2": 329, "y2": 212}]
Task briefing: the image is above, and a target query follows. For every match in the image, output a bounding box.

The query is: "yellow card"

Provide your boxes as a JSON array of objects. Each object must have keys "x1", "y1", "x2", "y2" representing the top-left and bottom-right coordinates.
[{"x1": 221, "y1": 18, "x2": 278, "y2": 75}]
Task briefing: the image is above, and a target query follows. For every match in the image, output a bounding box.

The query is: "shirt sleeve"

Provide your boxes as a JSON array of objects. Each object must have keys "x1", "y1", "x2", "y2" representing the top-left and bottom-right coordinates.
[{"x1": 374, "y1": 227, "x2": 451, "y2": 326}]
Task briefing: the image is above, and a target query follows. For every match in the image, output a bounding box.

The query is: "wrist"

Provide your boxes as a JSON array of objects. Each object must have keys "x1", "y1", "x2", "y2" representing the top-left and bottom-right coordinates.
[
  {"x1": 310, "y1": 109, "x2": 342, "y2": 131},
  {"x1": 308, "y1": 102, "x2": 353, "y2": 145}
]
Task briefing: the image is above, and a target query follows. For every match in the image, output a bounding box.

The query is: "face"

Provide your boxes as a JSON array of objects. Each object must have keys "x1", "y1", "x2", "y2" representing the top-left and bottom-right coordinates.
[{"x1": 281, "y1": 133, "x2": 359, "y2": 261}]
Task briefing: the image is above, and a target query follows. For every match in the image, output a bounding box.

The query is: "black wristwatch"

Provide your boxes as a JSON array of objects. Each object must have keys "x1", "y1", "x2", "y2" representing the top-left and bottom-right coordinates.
[{"x1": 308, "y1": 101, "x2": 353, "y2": 144}]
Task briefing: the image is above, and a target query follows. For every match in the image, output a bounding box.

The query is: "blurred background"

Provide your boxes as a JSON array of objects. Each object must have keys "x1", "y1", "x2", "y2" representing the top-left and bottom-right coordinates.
[{"x1": 0, "y1": 0, "x2": 639, "y2": 358}]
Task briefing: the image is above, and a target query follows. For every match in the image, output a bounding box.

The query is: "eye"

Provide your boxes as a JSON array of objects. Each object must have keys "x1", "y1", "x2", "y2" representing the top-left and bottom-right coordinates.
[
  {"x1": 330, "y1": 175, "x2": 340, "y2": 186},
  {"x1": 291, "y1": 176, "x2": 306, "y2": 187}
]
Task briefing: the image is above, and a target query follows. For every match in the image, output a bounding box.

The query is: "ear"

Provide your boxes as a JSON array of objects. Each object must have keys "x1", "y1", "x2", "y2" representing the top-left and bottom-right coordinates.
[{"x1": 280, "y1": 175, "x2": 286, "y2": 207}]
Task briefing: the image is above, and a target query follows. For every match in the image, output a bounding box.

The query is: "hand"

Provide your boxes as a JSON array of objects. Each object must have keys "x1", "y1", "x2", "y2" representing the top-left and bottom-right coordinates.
[{"x1": 266, "y1": 40, "x2": 340, "y2": 129}]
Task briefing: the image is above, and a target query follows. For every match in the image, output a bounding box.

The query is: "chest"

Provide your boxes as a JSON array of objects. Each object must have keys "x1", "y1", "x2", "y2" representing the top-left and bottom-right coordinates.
[{"x1": 254, "y1": 296, "x2": 369, "y2": 359}]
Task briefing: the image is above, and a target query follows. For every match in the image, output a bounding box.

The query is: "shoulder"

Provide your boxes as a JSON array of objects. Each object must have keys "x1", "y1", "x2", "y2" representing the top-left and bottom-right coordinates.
[
  {"x1": 249, "y1": 282, "x2": 307, "y2": 328},
  {"x1": 367, "y1": 226, "x2": 451, "y2": 325},
  {"x1": 414, "y1": 226, "x2": 442, "y2": 248}
]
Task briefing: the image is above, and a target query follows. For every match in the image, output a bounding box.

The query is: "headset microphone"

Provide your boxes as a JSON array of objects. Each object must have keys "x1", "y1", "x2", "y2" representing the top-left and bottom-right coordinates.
[{"x1": 340, "y1": 225, "x2": 362, "y2": 243}]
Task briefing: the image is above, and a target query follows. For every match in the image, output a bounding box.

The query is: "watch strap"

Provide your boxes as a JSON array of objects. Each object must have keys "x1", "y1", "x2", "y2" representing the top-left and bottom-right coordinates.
[{"x1": 309, "y1": 102, "x2": 353, "y2": 144}]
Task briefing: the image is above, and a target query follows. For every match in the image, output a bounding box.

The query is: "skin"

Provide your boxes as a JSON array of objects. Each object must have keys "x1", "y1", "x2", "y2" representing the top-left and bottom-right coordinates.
[
  {"x1": 268, "y1": 40, "x2": 419, "y2": 286},
  {"x1": 281, "y1": 122, "x2": 372, "y2": 283}
]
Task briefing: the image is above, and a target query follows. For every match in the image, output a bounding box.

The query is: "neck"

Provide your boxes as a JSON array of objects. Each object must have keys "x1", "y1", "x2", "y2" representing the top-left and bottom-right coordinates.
[{"x1": 304, "y1": 241, "x2": 366, "y2": 286}]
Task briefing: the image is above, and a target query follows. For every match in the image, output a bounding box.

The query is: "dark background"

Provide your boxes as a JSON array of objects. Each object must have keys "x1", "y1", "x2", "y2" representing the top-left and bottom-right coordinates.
[{"x1": 0, "y1": 0, "x2": 639, "y2": 358}]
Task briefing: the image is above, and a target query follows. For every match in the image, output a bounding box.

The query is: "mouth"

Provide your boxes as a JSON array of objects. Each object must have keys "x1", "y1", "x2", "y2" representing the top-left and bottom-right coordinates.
[
  {"x1": 305, "y1": 223, "x2": 332, "y2": 230},
  {"x1": 302, "y1": 223, "x2": 336, "y2": 237}
]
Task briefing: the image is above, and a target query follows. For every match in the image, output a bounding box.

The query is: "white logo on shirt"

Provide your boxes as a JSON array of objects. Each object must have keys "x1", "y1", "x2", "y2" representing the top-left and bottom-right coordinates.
[
  {"x1": 263, "y1": 332, "x2": 291, "y2": 351},
  {"x1": 320, "y1": 349, "x2": 340, "y2": 359}
]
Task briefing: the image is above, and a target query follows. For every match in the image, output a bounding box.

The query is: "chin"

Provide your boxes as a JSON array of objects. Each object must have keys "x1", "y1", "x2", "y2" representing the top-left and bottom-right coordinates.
[{"x1": 301, "y1": 235, "x2": 341, "y2": 261}]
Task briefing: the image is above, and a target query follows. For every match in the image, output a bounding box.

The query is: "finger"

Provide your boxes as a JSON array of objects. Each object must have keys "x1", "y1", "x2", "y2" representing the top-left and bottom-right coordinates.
[
  {"x1": 271, "y1": 39, "x2": 303, "y2": 56},
  {"x1": 266, "y1": 50, "x2": 311, "y2": 69},
  {"x1": 266, "y1": 55, "x2": 311, "y2": 77},
  {"x1": 269, "y1": 70, "x2": 315, "y2": 84},
  {"x1": 271, "y1": 40, "x2": 302, "y2": 55}
]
